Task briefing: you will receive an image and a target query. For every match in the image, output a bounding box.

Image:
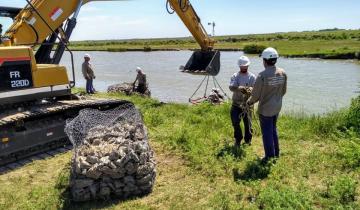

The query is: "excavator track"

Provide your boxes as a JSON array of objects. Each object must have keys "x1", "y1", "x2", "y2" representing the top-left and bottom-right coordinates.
[{"x1": 0, "y1": 98, "x2": 133, "y2": 169}]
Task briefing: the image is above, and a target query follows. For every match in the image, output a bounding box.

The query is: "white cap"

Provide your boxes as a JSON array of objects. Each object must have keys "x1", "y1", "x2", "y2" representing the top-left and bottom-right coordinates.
[
  {"x1": 237, "y1": 55, "x2": 251, "y2": 67},
  {"x1": 136, "y1": 67, "x2": 142, "y2": 72},
  {"x1": 84, "y1": 53, "x2": 91, "y2": 58},
  {"x1": 260, "y1": 47, "x2": 279, "y2": 59}
]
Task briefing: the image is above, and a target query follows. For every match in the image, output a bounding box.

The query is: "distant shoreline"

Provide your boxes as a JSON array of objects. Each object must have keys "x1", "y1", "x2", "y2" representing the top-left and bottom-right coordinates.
[
  {"x1": 68, "y1": 47, "x2": 360, "y2": 60},
  {"x1": 69, "y1": 29, "x2": 360, "y2": 60}
]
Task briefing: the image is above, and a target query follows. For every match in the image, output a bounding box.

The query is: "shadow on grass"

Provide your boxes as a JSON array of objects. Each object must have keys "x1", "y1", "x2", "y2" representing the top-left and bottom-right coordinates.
[
  {"x1": 233, "y1": 159, "x2": 272, "y2": 182},
  {"x1": 217, "y1": 143, "x2": 247, "y2": 160}
]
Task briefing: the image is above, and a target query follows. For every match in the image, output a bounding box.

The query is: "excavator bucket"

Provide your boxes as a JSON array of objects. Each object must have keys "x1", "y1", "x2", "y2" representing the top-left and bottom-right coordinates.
[{"x1": 184, "y1": 50, "x2": 220, "y2": 76}]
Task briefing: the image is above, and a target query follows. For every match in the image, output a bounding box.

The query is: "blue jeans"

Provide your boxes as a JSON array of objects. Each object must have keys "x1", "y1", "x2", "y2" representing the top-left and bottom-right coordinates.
[
  {"x1": 230, "y1": 106, "x2": 252, "y2": 144},
  {"x1": 86, "y1": 79, "x2": 94, "y2": 94},
  {"x1": 259, "y1": 114, "x2": 279, "y2": 158}
]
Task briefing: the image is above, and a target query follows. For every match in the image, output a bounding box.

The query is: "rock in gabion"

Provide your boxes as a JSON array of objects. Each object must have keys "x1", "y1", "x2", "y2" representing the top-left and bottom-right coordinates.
[{"x1": 65, "y1": 104, "x2": 156, "y2": 202}]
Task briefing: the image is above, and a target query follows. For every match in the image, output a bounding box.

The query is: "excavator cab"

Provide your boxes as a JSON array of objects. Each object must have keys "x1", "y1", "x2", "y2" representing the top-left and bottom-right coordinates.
[{"x1": 184, "y1": 50, "x2": 220, "y2": 76}]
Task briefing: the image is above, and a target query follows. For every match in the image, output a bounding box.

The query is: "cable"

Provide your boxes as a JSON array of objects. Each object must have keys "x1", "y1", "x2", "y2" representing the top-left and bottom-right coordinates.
[
  {"x1": 166, "y1": 0, "x2": 175, "y2": 14},
  {"x1": 189, "y1": 75, "x2": 208, "y2": 102},
  {"x1": 213, "y1": 76, "x2": 230, "y2": 100},
  {"x1": 204, "y1": 75, "x2": 210, "y2": 97}
]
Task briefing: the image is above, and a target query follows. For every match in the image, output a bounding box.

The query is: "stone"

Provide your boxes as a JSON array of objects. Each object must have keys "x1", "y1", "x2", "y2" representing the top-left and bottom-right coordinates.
[
  {"x1": 137, "y1": 173, "x2": 154, "y2": 185},
  {"x1": 100, "y1": 156, "x2": 110, "y2": 165},
  {"x1": 125, "y1": 162, "x2": 136, "y2": 175},
  {"x1": 73, "y1": 179, "x2": 94, "y2": 189},
  {"x1": 86, "y1": 156, "x2": 99, "y2": 164},
  {"x1": 86, "y1": 165, "x2": 102, "y2": 179},
  {"x1": 109, "y1": 151, "x2": 120, "y2": 161},
  {"x1": 79, "y1": 157, "x2": 92, "y2": 169},
  {"x1": 137, "y1": 162, "x2": 154, "y2": 177},
  {"x1": 99, "y1": 186, "x2": 111, "y2": 197},
  {"x1": 114, "y1": 180, "x2": 125, "y2": 189},
  {"x1": 123, "y1": 176, "x2": 135, "y2": 184}
]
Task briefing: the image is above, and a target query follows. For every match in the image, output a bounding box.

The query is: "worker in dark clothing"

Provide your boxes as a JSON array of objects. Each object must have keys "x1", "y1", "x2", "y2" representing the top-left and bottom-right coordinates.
[
  {"x1": 247, "y1": 47, "x2": 287, "y2": 163},
  {"x1": 229, "y1": 56, "x2": 256, "y2": 147},
  {"x1": 133, "y1": 67, "x2": 147, "y2": 94},
  {"x1": 82, "y1": 54, "x2": 96, "y2": 94}
]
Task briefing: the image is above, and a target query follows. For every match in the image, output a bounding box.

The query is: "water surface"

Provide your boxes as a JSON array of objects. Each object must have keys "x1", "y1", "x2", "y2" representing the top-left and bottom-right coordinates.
[{"x1": 61, "y1": 51, "x2": 360, "y2": 114}]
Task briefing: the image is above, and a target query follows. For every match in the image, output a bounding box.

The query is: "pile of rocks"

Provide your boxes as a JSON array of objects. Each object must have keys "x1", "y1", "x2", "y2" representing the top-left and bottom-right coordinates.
[
  {"x1": 107, "y1": 83, "x2": 151, "y2": 97},
  {"x1": 107, "y1": 83, "x2": 134, "y2": 95},
  {"x1": 70, "y1": 121, "x2": 156, "y2": 202}
]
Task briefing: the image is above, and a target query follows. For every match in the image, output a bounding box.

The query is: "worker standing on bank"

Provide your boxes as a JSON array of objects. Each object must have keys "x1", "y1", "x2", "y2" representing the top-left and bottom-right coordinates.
[
  {"x1": 133, "y1": 67, "x2": 147, "y2": 94},
  {"x1": 247, "y1": 48, "x2": 287, "y2": 162},
  {"x1": 229, "y1": 56, "x2": 256, "y2": 147},
  {"x1": 82, "y1": 54, "x2": 96, "y2": 94}
]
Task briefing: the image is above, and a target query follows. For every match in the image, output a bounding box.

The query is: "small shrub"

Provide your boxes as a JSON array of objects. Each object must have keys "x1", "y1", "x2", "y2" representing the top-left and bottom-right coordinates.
[
  {"x1": 323, "y1": 176, "x2": 357, "y2": 205},
  {"x1": 309, "y1": 111, "x2": 347, "y2": 136},
  {"x1": 346, "y1": 96, "x2": 360, "y2": 133},
  {"x1": 338, "y1": 140, "x2": 360, "y2": 169},
  {"x1": 210, "y1": 191, "x2": 235, "y2": 210},
  {"x1": 144, "y1": 46, "x2": 152, "y2": 52},
  {"x1": 243, "y1": 44, "x2": 267, "y2": 54},
  {"x1": 258, "y1": 186, "x2": 312, "y2": 209}
]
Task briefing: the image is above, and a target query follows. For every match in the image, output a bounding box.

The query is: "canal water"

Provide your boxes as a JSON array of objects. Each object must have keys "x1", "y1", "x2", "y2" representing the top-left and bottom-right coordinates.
[{"x1": 61, "y1": 51, "x2": 360, "y2": 115}]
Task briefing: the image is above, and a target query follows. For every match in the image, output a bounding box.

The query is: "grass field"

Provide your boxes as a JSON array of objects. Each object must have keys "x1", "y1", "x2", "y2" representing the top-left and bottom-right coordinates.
[
  {"x1": 69, "y1": 29, "x2": 360, "y2": 59},
  {"x1": 0, "y1": 91, "x2": 359, "y2": 210}
]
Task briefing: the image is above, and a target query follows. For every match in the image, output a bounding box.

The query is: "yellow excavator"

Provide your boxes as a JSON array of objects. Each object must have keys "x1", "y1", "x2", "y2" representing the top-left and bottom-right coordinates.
[{"x1": 0, "y1": 0, "x2": 220, "y2": 166}]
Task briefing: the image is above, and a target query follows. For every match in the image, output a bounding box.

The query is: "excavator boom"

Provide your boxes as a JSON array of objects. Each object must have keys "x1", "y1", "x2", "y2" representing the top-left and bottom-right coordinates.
[{"x1": 168, "y1": 0, "x2": 214, "y2": 51}]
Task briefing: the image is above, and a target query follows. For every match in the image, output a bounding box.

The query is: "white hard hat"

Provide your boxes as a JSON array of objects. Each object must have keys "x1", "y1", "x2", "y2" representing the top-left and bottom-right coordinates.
[
  {"x1": 136, "y1": 67, "x2": 142, "y2": 72},
  {"x1": 261, "y1": 47, "x2": 279, "y2": 59},
  {"x1": 237, "y1": 55, "x2": 251, "y2": 67},
  {"x1": 84, "y1": 53, "x2": 91, "y2": 58}
]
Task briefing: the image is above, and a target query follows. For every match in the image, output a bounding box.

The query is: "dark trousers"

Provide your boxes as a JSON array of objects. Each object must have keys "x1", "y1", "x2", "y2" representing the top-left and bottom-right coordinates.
[
  {"x1": 259, "y1": 114, "x2": 279, "y2": 158},
  {"x1": 230, "y1": 105, "x2": 252, "y2": 144},
  {"x1": 136, "y1": 84, "x2": 146, "y2": 94},
  {"x1": 86, "y1": 79, "x2": 94, "y2": 94}
]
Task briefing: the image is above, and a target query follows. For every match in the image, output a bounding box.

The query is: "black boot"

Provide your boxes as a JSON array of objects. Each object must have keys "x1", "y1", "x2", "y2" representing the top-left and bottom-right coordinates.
[{"x1": 234, "y1": 139, "x2": 241, "y2": 147}]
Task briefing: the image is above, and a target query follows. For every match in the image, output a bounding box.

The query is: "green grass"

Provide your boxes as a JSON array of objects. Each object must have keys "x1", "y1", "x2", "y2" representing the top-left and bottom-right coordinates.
[
  {"x1": 0, "y1": 91, "x2": 359, "y2": 209},
  {"x1": 69, "y1": 29, "x2": 360, "y2": 59}
]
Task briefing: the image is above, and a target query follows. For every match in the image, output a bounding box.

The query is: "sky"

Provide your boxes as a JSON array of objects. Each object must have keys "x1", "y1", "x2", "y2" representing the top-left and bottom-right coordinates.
[{"x1": 1, "y1": 0, "x2": 360, "y2": 41}]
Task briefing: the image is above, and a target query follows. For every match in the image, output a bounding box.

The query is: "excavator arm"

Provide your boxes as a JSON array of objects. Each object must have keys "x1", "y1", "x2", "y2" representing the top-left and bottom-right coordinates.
[
  {"x1": 3, "y1": 0, "x2": 220, "y2": 75},
  {"x1": 167, "y1": 0, "x2": 214, "y2": 51}
]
